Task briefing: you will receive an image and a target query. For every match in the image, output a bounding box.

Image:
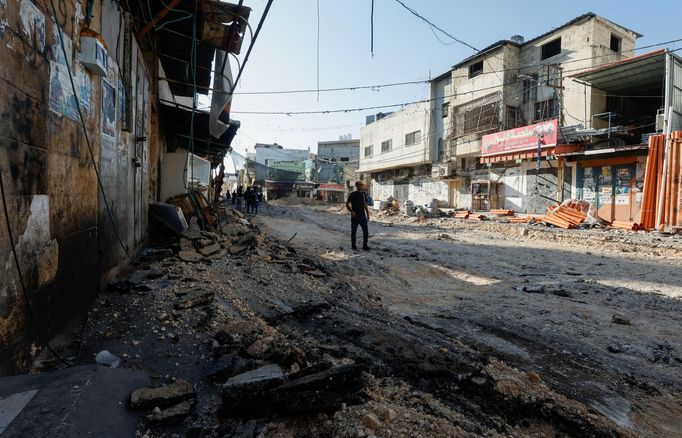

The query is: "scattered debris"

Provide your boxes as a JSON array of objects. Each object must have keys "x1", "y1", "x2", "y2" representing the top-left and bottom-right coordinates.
[
  {"x1": 178, "y1": 250, "x2": 203, "y2": 262},
  {"x1": 130, "y1": 380, "x2": 196, "y2": 410},
  {"x1": 95, "y1": 350, "x2": 121, "y2": 368},
  {"x1": 175, "y1": 290, "x2": 214, "y2": 310},
  {"x1": 611, "y1": 314, "x2": 631, "y2": 325}
]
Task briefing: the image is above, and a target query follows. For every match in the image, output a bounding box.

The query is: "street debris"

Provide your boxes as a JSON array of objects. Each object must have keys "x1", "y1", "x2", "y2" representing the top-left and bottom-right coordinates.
[
  {"x1": 54, "y1": 200, "x2": 681, "y2": 437},
  {"x1": 130, "y1": 380, "x2": 196, "y2": 410},
  {"x1": 95, "y1": 350, "x2": 121, "y2": 368}
]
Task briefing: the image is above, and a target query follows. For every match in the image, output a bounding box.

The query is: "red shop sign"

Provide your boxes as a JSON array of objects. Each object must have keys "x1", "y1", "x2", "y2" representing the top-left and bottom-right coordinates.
[{"x1": 481, "y1": 119, "x2": 558, "y2": 157}]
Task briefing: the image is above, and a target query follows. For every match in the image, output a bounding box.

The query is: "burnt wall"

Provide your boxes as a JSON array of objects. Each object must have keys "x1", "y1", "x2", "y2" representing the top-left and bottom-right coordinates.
[{"x1": 0, "y1": 0, "x2": 157, "y2": 374}]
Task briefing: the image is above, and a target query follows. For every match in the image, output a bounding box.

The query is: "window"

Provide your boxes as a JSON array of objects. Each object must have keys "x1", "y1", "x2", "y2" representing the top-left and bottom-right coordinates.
[
  {"x1": 522, "y1": 74, "x2": 537, "y2": 104},
  {"x1": 381, "y1": 140, "x2": 392, "y2": 153},
  {"x1": 405, "y1": 130, "x2": 421, "y2": 145},
  {"x1": 541, "y1": 37, "x2": 561, "y2": 60},
  {"x1": 453, "y1": 92, "x2": 501, "y2": 138},
  {"x1": 534, "y1": 98, "x2": 559, "y2": 121},
  {"x1": 610, "y1": 34, "x2": 621, "y2": 52},
  {"x1": 364, "y1": 145, "x2": 373, "y2": 157},
  {"x1": 340, "y1": 157, "x2": 349, "y2": 162},
  {"x1": 506, "y1": 106, "x2": 524, "y2": 129},
  {"x1": 462, "y1": 103, "x2": 497, "y2": 135},
  {"x1": 468, "y1": 60, "x2": 483, "y2": 78},
  {"x1": 442, "y1": 102, "x2": 449, "y2": 118},
  {"x1": 460, "y1": 158, "x2": 466, "y2": 170}
]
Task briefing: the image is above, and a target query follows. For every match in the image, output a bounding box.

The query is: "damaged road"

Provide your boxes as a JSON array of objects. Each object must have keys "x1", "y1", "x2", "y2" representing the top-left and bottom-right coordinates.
[{"x1": 37, "y1": 202, "x2": 682, "y2": 437}]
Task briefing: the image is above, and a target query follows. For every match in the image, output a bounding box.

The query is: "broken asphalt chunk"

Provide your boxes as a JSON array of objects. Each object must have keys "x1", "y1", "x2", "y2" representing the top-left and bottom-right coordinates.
[
  {"x1": 221, "y1": 364, "x2": 284, "y2": 403},
  {"x1": 271, "y1": 364, "x2": 367, "y2": 413},
  {"x1": 130, "y1": 379, "x2": 196, "y2": 410},
  {"x1": 198, "y1": 243, "x2": 221, "y2": 256},
  {"x1": 175, "y1": 291, "x2": 214, "y2": 310},
  {"x1": 178, "y1": 250, "x2": 203, "y2": 262},
  {"x1": 612, "y1": 314, "x2": 631, "y2": 325},
  {"x1": 146, "y1": 400, "x2": 195, "y2": 423},
  {"x1": 208, "y1": 354, "x2": 256, "y2": 382}
]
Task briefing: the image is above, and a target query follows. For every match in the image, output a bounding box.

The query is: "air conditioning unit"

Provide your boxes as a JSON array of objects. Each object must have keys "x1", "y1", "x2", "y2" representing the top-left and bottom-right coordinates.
[
  {"x1": 432, "y1": 163, "x2": 453, "y2": 178},
  {"x1": 655, "y1": 110, "x2": 665, "y2": 132}
]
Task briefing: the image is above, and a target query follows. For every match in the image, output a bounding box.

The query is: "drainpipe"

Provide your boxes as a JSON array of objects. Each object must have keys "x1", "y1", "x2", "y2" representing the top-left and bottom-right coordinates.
[{"x1": 656, "y1": 105, "x2": 674, "y2": 229}]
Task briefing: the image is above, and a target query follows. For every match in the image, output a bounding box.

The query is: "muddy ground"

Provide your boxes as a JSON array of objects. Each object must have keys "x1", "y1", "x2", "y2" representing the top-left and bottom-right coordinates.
[{"x1": 49, "y1": 199, "x2": 682, "y2": 437}]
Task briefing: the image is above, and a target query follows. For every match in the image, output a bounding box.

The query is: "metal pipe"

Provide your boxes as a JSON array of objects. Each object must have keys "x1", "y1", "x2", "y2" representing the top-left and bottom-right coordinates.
[
  {"x1": 136, "y1": 0, "x2": 183, "y2": 40},
  {"x1": 656, "y1": 105, "x2": 674, "y2": 229}
]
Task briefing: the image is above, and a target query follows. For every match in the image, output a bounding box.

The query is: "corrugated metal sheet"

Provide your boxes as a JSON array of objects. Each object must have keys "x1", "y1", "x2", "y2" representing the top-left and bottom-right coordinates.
[
  {"x1": 670, "y1": 54, "x2": 682, "y2": 131},
  {"x1": 573, "y1": 50, "x2": 665, "y2": 94}
]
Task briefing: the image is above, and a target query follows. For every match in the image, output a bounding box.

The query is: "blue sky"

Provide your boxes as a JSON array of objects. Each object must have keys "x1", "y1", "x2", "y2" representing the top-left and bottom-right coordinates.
[{"x1": 226, "y1": 0, "x2": 682, "y2": 157}]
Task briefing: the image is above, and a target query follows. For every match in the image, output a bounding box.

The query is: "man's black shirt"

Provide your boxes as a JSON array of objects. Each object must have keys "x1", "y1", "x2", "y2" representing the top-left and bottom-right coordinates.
[{"x1": 347, "y1": 191, "x2": 367, "y2": 217}]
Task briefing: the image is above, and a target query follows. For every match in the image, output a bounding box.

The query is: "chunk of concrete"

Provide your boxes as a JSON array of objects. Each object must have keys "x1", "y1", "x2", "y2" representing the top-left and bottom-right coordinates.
[
  {"x1": 178, "y1": 251, "x2": 203, "y2": 262},
  {"x1": 175, "y1": 291, "x2": 214, "y2": 310},
  {"x1": 130, "y1": 380, "x2": 196, "y2": 410},
  {"x1": 145, "y1": 400, "x2": 195, "y2": 423},
  {"x1": 198, "y1": 243, "x2": 221, "y2": 256},
  {"x1": 221, "y1": 364, "x2": 284, "y2": 399},
  {"x1": 208, "y1": 354, "x2": 255, "y2": 382}
]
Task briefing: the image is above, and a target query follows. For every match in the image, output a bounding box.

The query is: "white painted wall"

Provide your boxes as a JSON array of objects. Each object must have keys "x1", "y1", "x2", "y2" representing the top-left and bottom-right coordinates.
[
  {"x1": 369, "y1": 177, "x2": 449, "y2": 207},
  {"x1": 160, "y1": 151, "x2": 210, "y2": 201},
  {"x1": 359, "y1": 101, "x2": 431, "y2": 173},
  {"x1": 408, "y1": 177, "x2": 450, "y2": 207}
]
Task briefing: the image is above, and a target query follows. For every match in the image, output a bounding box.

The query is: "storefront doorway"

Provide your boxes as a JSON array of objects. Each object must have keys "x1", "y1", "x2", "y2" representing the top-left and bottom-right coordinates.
[{"x1": 579, "y1": 163, "x2": 638, "y2": 222}]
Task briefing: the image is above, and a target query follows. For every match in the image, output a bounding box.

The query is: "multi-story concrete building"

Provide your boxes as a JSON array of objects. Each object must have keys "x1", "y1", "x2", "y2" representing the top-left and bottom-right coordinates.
[
  {"x1": 359, "y1": 102, "x2": 452, "y2": 208},
  {"x1": 253, "y1": 143, "x2": 311, "y2": 199},
  {"x1": 439, "y1": 13, "x2": 641, "y2": 212},
  {"x1": 316, "y1": 138, "x2": 360, "y2": 202}
]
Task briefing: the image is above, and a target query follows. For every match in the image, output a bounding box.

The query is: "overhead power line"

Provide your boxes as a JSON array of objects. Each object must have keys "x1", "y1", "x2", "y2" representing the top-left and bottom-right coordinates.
[{"x1": 229, "y1": 46, "x2": 682, "y2": 116}]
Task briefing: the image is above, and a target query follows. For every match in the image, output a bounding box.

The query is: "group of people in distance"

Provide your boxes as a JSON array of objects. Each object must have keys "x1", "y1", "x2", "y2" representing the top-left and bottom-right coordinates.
[{"x1": 228, "y1": 185, "x2": 262, "y2": 214}]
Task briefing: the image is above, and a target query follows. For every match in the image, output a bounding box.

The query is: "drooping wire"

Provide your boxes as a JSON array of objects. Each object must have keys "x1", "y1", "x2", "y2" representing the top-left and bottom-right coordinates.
[
  {"x1": 181, "y1": 0, "x2": 205, "y2": 227},
  {"x1": 48, "y1": 0, "x2": 129, "y2": 255},
  {"x1": 370, "y1": 0, "x2": 375, "y2": 57},
  {"x1": 316, "y1": 0, "x2": 320, "y2": 102}
]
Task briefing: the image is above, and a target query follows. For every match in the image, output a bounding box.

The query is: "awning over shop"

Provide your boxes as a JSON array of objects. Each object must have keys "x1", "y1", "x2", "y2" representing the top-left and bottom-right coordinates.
[
  {"x1": 160, "y1": 101, "x2": 239, "y2": 167},
  {"x1": 480, "y1": 144, "x2": 581, "y2": 164},
  {"x1": 318, "y1": 183, "x2": 345, "y2": 192},
  {"x1": 572, "y1": 50, "x2": 665, "y2": 94}
]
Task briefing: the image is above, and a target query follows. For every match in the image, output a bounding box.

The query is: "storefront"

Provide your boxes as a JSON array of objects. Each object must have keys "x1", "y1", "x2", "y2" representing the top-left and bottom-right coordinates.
[
  {"x1": 480, "y1": 119, "x2": 580, "y2": 213},
  {"x1": 317, "y1": 183, "x2": 346, "y2": 203},
  {"x1": 570, "y1": 149, "x2": 647, "y2": 222}
]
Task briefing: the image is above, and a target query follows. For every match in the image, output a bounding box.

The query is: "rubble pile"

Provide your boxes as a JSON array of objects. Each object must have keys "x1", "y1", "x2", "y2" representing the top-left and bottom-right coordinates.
[{"x1": 68, "y1": 203, "x2": 659, "y2": 437}]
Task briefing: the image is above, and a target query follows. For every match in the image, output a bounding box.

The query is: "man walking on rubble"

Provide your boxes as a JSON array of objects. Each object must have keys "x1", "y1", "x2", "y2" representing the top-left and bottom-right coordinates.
[{"x1": 346, "y1": 181, "x2": 370, "y2": 251}]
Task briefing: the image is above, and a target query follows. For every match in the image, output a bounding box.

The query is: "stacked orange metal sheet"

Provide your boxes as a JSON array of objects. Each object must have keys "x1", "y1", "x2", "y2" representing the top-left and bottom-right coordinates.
[
  {"x1": 490, "y1": 209, "x2": 514, "y2": 216},
  {"x1": 540, "y1": 205, "x2": 587, "y2": 229},
  {"x1": 640, "y1": 132, "x2": 682, "y2": 230}
]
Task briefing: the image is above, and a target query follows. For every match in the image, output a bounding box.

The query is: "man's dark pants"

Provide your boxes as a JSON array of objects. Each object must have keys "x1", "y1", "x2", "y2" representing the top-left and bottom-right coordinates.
[{"x1": 351, "y1": 216, "x2": 368, "y2": 249}]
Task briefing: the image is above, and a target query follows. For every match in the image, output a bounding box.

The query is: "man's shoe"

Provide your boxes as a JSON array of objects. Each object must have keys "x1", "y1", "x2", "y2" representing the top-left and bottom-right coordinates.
[{"x1": 362, "y1": 246, "x2": 370, "y2": 251}]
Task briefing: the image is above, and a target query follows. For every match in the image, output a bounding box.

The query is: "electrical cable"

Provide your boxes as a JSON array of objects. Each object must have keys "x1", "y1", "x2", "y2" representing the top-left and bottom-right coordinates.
[
  {"x1": 225, "y1": 47, "x2": 682, "y2": 115},
  {"x1": 218, "y1": 0, "x2": 244, "y2": 81},
  {"x1": 391, "y1": 0, "x2": 504, "y2": 82},
  {"x1": 154, "y1": 38, "x2": 682, "y2": 98},
  {"x1": 48, "y1": 0, "x2": 129, "y2": 255},
  {"x1": 228, "y1": 0, "x2": 274, "y2": 102},
  {"x1": 145, "y1": 0, "x2": 192, "y2": 33},
  {"x1": 0, "y1": 162, "x2": 74, "y2": 367},
  {"x1": 370, "y1": 0, "x2": 375, "y2": 57},
  {"x1": 316, "y1": 0, "x2": 320, "y2": 102},
  {"x1": 181, "y1": 0, "x2": 205, "y2": 228}
]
